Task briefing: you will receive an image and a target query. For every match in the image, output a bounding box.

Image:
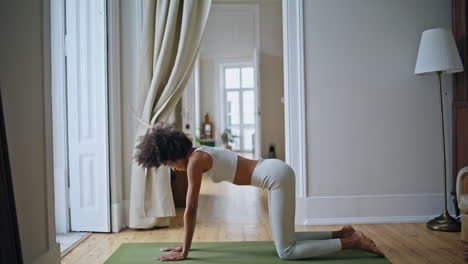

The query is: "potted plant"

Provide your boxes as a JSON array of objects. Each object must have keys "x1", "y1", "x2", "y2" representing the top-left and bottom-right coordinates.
[
  {"x1": 194, "y1": 127, "x2": 202, "y2": 146},
  {"x1": 221, "y1": 129, "x2": 237, "y2": 149}
]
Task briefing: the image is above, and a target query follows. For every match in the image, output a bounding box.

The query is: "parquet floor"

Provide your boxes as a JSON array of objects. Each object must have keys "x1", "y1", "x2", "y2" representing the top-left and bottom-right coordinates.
[{"x1": 62, "y1": 176, "x2": 463, "y2": 264}]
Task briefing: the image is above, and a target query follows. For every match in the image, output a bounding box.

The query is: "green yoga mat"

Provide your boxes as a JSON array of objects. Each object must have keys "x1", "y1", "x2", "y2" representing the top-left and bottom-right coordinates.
[{"x1": 104, "y1": 241, "x2": 391, "y2": 264}]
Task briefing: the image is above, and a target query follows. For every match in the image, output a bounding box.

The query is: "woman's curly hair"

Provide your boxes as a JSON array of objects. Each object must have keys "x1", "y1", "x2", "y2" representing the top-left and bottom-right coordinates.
[{"x1": 134, "y1": 123, "x2": 193, "y2": 168}]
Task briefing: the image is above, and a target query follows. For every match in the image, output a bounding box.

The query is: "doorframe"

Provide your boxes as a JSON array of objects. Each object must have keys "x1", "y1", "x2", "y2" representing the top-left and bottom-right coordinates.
[
  {"x1": 44, "y1": 0, "x2": 62, "y2": 262},
  {"x1": 194, "y1": 56, "x2": 201, "y2": 140},
  {"x1": 51, "y1": 0, "x2": 113, "y2": 233},
  {"x1": 282, "y1": 0, "x2": 307, "y2": 198},
  {"x1": 253, "y1": 3, "x2": 261, "y2": 160},
  {"x1": 199, "y1": 2, "x2": 261, "y2": 158},
  {"x1": 50, "y1": 0, "x2": 69, "y2": 234},
  {"x1": 107, "y1": 0, "x2": 124, "y2": 233}
]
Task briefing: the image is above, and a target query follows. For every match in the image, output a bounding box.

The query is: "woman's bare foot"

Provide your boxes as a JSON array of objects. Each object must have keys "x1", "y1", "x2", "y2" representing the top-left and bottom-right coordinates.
[
  {"x1": 332, "y1": 225, "x2": 355, "y2": 239},
  {"x1": 358, "y1": 232, "x2": 385, "y2": 257},
  {"x1": 340, "y1": 225, "x2": 355, "y2": 238},
  {"x1": 341, "y1": 231, "x2": 385, "y2": 257}
]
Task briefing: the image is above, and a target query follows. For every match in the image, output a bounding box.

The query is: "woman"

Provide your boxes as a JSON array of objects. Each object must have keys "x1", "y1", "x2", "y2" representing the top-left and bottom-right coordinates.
[{"x1": 134, "y1": 124, "x2": 385, "y2": 261}]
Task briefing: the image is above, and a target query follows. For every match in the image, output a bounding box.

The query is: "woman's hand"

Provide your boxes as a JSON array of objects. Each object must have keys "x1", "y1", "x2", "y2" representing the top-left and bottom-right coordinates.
[
  {"x1": 160, "y1": 245, "x2": 183, "y2": 252},
  {"x1": 154, "y1": 251, "x2": 186, "y2": 261}
]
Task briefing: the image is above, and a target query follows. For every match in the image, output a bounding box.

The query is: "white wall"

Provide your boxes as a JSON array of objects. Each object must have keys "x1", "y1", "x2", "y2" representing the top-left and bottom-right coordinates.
[
  {"x1": 258, "y1": 0, "x2": 284, "y2": 160},
  {"x1": 297, "y1": 0, "x2": 454, "y2": 224},
  {"x1": 0, "y1": 0, "x2": 60, "y2": 263},
  {"x1": 199, "y1": 3, "x2": 259, "y2": 148},
  {"x1": 199, "y1": 59, "x2": 222, "y2": 144},
  {"x1": 198, "y1": 0, "x2": 285, "y2": 159},
  {"x1": 200, "y1": 4, "x2": 258, "y2": 59}
]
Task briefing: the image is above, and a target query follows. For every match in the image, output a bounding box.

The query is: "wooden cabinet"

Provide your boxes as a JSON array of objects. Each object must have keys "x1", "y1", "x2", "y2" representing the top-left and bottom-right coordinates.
[
  {"x1": 452, "y1": 0, "x2": 468, "y2": 215},
  {"x1": 170, "y1": 170, "x2": 188, "y2": 208}
]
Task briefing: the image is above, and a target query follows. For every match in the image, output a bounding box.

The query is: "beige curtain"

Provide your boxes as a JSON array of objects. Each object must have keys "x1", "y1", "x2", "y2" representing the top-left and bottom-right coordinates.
[{"x1": 129, "y1": 0, "x2": 211, "y2": 229}]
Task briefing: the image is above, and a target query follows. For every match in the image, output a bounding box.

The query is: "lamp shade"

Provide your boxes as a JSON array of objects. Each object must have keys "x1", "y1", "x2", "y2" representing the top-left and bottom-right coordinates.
[{"x1": 414, "y1": 28, "x2": 464, "y2": 75}]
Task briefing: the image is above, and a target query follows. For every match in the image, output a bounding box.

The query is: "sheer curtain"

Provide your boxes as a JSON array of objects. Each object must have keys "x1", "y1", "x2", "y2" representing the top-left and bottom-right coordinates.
[{"x1": 129, "y1": 0, "x2": 211, "y2": 229}]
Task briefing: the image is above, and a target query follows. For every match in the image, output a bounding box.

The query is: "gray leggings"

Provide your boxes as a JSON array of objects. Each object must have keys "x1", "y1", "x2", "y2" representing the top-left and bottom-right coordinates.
[{"x1": 251, "y1": 158, "x2": 342, "y2": 259}]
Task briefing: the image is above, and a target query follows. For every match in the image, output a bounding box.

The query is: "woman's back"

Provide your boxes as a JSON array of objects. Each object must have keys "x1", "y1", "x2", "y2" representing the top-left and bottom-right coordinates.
[{"x1": 192, "y1": 146, "x2": 258, "y2": 185}]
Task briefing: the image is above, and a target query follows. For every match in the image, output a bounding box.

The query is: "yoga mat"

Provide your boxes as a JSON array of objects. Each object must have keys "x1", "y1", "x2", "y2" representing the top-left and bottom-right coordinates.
[{"x1": 104, "y1": 241, "x2": 391, "y2": 264}]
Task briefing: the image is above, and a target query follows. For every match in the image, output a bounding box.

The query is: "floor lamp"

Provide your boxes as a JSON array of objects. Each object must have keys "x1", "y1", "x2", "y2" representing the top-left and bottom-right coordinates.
[{"x1": 414, "y1": 28, "x2": 463, "y2": 232}]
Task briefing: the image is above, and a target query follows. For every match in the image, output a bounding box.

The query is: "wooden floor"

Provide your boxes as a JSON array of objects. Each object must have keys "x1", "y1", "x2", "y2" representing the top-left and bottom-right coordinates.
[{"x1": 63, "y1": 176, "x2": 464, "y2": 264}]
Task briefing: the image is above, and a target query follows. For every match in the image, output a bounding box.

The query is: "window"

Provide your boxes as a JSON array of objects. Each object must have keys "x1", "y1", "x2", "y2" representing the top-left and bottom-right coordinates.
[{"x1": 223, "y1": 65, "x2": 256, "y2": 152}]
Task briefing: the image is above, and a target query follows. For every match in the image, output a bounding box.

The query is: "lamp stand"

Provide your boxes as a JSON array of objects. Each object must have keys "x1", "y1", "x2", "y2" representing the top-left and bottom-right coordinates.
[{"x1": 426, "y1": 71, "x2": 461, "y2": 232}]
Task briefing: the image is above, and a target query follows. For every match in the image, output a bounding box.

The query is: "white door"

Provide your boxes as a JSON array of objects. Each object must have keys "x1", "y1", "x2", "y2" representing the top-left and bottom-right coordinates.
[{"x1": 65, "y1": 0, "x2": 110, "y2": 232}]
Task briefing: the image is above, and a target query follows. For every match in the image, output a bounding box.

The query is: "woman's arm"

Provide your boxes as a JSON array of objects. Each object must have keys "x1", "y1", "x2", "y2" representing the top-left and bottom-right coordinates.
[
  {"x1": 181, "y1": 161, "x2": 203, "y2": 257},
  {"x1": 155, "y1": 153, "x2": 208, "y2": 261}
]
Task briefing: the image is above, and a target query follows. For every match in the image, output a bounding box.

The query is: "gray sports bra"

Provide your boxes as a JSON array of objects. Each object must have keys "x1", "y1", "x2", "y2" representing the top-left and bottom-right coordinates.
[{"x1": 193, "y1": 146, "x2": 238, "y2": 183}]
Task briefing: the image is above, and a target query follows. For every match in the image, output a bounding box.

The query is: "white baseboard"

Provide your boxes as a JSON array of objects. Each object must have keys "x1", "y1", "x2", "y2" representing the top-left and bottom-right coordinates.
[
  {"x1": 111, "y1": 200, "x2": 130, "y2": 232},
  {"x1": 304, "y1": 215, "x2": 437, "y2": 225},
  {"x1": 113, "y1": 194, "x2": 456, "y2": 228},
  {"x1": 296, "y1": 193, "x2": 453, "y2": 225},
  {"x1": 54, "y1": 167, "x2": 69, "y2": 234},
  {"x1": 123, "y1": 200, "x2": 130, "y2": 227},
  {"x1": 111, "y1": 201, "x2": 123, "y2": 232},
  {"x1": 32, "y1": 242, "x2": 60, "y2": 264}
]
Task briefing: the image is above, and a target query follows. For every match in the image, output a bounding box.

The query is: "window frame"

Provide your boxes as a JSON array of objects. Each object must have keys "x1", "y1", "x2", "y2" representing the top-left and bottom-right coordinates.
[{"x1": 220, "y1": 62, "x2": 256, "y2": 152}]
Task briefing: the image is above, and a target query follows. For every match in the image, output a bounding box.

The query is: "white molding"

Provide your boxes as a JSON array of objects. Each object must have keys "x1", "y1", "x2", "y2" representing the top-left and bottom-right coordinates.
[
  {"x1": 253, "y1": 3, "x2": 261, "y2": 159},
  {"x1": 305, "y1": 193, "x2": 447, "y2": 198},
  {"x1": 107, "y1": 0, "x2": 124, "y2": 234},
  {"x1": 51, "y1": 0, "x2": 70, "y2": 235},
  {"x1": 296, "y1": 193, "x2": 449, "y2": 225},
  {"x1": 200, "y1": 53, "x2": 254, "y2": 61},
  {"x1": 111, "y1": 200, "x2": 130, "y2": 232},
  {"x1": 111, "y1": 201, "x2": 124, "y2": 232},
  {"x1": 53, "y1": 167, "x2": 69, "y2": 234},
  {"x1": 282, "y1": 0, "x2": 307, "y2": 197},
  {"x1": 253, "y1": 3, "x2": 260, "y2": 53},
  {"x1": 194, "y1": 56, "x2": 201, "y2": 138},
  {"x1": 43, "y1": 0, "x2": 55, "y2": 249},
  {"x1": 124, "y1": 199, "x2": 130, "y2": 227},
  {"x1": 200, "y1": 54, "x2": 255, "y2": 61},
  {"x1": 136, "y1": 0, "x2": 143, "y2": 58},
  {"x1": 304, "y1": 216, "x2": 438, "y2": 226}
]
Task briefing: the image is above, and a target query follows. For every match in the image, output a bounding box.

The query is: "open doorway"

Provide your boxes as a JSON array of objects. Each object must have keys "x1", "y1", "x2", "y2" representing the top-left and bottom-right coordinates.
[
  {"x1": 181, "y1": 2, "x2": 284, "y2": 161},
  {"x1": 51, "y1": 0, "x2": 111, "y2": 254}
]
